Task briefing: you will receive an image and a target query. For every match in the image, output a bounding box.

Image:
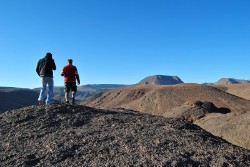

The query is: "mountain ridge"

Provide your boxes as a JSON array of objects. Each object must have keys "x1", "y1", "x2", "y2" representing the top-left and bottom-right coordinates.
[{"x1": 215, "y1": 78, "x2": 250, "y2": 84}]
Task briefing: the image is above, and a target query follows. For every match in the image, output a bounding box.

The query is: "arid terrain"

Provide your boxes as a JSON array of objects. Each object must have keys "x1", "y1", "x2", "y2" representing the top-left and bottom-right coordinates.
[
  {"x1": 195, "y1": 111, "x2": 250, "y2": 150},
  {"x1": 83, "y1": 84, "x2": 250, "y2": 114},
  {"x1": 82, "y1": 83, "x2": 250, "y2": 149},
  {"x1": 0, "y1": 105, "x2": 249, "y2": 166},
  {"x1": 214, "y1": 83, "x2": 250, "y2": 100},
  {"x1": 2, "y1": 79, "x2": 250, "y2": 166}
]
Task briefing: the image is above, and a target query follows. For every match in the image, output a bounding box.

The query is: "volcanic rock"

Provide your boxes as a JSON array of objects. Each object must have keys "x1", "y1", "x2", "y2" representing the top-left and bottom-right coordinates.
[
  {"x1": 1, "y1": 105, "x2": 249, "y2": 166},
  {"x1": 164, "y1": 101, "x2": 230, "y2": 123},
  {"x1": 138, "y1": 75, "x2": 184, "y2": 85}
]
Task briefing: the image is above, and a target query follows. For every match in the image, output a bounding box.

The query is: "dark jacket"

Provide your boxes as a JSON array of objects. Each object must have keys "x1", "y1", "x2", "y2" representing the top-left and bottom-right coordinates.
[{"x1": 36, "y1": 53, "x2": 56, "y2": 77}]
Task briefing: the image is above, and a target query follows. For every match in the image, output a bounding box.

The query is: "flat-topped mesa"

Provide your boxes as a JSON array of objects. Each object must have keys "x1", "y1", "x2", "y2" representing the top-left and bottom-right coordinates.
[{"x1": 138, "y1": 75, "x2": 184, "y2": 85}]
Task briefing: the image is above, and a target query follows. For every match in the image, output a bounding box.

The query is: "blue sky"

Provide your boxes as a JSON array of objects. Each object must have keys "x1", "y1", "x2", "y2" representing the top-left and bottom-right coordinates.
[{"x1": 0, "y1": 0, "x2": 249, "y2": 88}]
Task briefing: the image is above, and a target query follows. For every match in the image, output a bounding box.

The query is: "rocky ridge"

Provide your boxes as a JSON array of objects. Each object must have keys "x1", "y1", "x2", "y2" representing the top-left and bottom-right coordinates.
[{"x1": 1, "y1": 104, "x2": 249, "y2": 166}]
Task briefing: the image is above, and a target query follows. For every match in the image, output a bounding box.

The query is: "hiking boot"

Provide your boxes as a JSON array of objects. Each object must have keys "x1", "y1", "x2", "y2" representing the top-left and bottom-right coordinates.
[
  {"x1": 71, "y1": 101, "x2": 76, "y2": 105},
  {"x1": 66, "y1": 101, "x2": 69, "y2": 104},
  {"x1": 38, "y1": 100, "x2": 44, "y2": 105}
]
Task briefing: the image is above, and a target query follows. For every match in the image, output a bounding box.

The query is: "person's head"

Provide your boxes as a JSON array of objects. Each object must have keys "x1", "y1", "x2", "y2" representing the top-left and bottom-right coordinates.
[
  {"x1": 45, "y1": 52, "x2": 52, "y2": 60},
  {"x1": 68, "y1": 59, "x2": 73, "y2": 64}
]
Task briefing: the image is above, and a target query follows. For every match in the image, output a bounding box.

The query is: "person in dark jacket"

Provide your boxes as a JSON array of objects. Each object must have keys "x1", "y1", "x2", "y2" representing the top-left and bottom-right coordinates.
[{"x1": 36, "y1": 52, "x2": 56, "y2": 105}]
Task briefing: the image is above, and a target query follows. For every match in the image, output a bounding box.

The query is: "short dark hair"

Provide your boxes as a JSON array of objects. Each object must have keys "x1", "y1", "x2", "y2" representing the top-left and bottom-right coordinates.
[
  {"x1": 45, "y1": 52, "x2": 52, "y2": 59},
  {"x1": 68, "y1": 59, "x2": 73, "y2": 63}
]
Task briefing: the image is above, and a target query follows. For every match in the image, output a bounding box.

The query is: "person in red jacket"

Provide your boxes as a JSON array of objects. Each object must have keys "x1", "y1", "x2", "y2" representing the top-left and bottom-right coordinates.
[{"x1": 61, "y1": 59, "x2": 80, "y2": 104}]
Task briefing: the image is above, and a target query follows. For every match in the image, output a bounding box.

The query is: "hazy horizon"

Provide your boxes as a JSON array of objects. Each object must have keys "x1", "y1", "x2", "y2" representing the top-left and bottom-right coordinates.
[{"x1": 1, "y1": 76, "x2": 250, "y2": 89}]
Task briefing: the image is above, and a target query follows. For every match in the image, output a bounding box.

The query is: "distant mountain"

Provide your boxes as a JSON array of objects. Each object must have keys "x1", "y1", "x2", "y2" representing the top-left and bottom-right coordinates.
[
  {"x1": 0, "y1": 87, "x2": 38, "y2": 113},
  {"x1": 215, "y1": 78, "x2": 250, "y2": 84},
  {"x1": 0, "y1": 84, "x2": 126, "y2": 113},
  {"x1": 51, "y1": 84, "x2": 127, "y2": 102},
  {"x1": 138, "y1": 75, "x2": 184, "y2": 85},
  {"x1": 33, "y1": 84, "x2": 124, "y2": 101}
]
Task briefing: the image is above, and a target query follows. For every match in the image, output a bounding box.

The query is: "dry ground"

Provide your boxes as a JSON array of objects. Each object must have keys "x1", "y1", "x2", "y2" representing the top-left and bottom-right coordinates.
[
  {"x1": 195, "y1": 111, "x2": 250, "y2": 149},
  {"x1": 83, "y1": 84, "x2": 250, "y2": 115},
  {"x1": 0, "y1": 105, "x2": 249, "y2": 166},
  {"x1": 214, "y1": 83, "x2": 250, "y2": 100},
  {"x1": 82, "y1": 83, "x2": 250, "y2": 149}
]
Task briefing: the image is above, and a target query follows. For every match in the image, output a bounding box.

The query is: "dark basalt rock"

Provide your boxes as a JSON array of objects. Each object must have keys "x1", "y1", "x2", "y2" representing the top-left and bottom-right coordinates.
[
  {"x1": 166, "y1": 101, "x2": 231, "y2": 123},
  {"x1": 0, "y1": 105, "x2": 249, "y2": 167}
]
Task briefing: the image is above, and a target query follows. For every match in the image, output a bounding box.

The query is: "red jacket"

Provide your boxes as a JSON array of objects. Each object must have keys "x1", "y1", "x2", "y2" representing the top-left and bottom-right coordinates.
[{"x1": 61, "y1": 64, "x2": 80, "y2": 83}]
